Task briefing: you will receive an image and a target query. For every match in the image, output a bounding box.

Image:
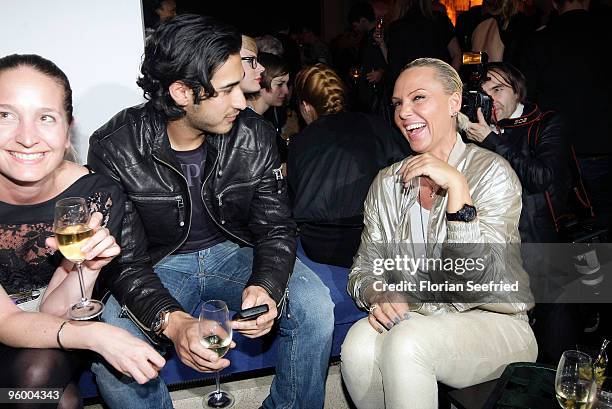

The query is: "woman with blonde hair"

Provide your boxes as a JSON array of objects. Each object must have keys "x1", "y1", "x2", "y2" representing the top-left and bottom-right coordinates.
[
  {"x1": 240, "y1": 35, "x2": 266, "y2": 95},
  {"x1": 471, "y1": 0, "x2": 531, "y2": 63},
  {"x1": 288, "y1": 64, "x2": 409, "y2": 267},
  {"x1": 341, "y1": 58, "x2": 537, "y2": 408}
]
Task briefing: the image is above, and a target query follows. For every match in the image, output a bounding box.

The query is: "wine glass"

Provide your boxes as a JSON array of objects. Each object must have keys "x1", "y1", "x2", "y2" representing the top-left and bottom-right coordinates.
[
  {"x1": 54, "y1": 197, "x2": 105, "y2": 320},
  {"x1": 199, "y1": 300, "x2": 234, "y2": 408},
  {"x1": 349, "y1": 66, "x2": 363, "y2": 85},
  {"x1": 374, "y1": 17, "x2": 384, "y2": 41},
  {"x1": 556, "y1": 350, "x2": 597, "y2": 409},
  {"x1": 594, "y1": 377, "x2": 612, "y2": 409}
]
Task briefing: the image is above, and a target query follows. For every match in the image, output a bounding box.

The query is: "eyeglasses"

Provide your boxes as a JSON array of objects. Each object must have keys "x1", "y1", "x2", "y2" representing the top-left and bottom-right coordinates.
[{"x1": 241, "y1": 56, "x2": 258, "y2": 69}]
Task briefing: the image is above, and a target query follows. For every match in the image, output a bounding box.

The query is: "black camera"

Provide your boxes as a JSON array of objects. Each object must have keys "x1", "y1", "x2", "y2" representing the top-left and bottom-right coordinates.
[{"x1": 460, "y1": 52, "x2": 493, "y2": 124}]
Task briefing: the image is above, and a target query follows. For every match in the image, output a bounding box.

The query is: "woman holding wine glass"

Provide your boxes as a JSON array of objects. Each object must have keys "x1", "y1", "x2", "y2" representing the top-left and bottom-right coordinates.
[{"x1": 0, "y1": 53, "x2": 165, "y2": 408}]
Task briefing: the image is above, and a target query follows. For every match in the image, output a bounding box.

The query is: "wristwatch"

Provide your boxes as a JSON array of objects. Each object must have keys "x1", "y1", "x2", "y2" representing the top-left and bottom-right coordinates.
[
  {"x1": 446, "y1": 204, "x2": 477, "y2": 222},
  {"x1": 151, "y1": 309, "x2": 173, "y2": 336}
]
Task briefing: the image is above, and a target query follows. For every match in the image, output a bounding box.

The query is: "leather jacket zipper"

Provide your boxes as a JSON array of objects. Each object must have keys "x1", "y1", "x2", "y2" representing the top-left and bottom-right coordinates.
[
  {"x1": 128, "y1": 194, "x2": 186, "y2": 227},
  {"x1": 201, "y1": 143, "x2": 253, "y2": 247},
  {"x1": 214, "y1": 180, "x2": 258, "y2": 226},
  {"x1": 151, "y1": 155, "x2": 193, "y2": 265},
  {"x1": 272, "y1": 166, "x2": 283, "y2": 194},
  {"x1": 201, "y1": 144, "x2": 287, "y2": 313},
  {"x1": 122, "y1": 304, "x2": 158, "y2": 345}
]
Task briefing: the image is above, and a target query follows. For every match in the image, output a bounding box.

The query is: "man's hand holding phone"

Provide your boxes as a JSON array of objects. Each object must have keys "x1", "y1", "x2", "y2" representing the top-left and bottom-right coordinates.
[{"x1": 232, "y1": 285, "x2": 277, "y2": 338}]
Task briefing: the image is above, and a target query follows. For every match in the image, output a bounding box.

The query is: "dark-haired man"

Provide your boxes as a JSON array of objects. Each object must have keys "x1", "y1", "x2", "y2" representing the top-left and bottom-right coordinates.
[
  {"x1": 88, "y1": 14, "x2": 334, "y2": 409},
  {"x1": 347, "y1": 2, "x2": 387, "y2": 114}
]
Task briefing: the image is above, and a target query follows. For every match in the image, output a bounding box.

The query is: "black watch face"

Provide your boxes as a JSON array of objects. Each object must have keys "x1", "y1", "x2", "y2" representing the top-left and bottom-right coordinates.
[{"x1": 459, "y1": 205, "x2": 477, "y2": 221}]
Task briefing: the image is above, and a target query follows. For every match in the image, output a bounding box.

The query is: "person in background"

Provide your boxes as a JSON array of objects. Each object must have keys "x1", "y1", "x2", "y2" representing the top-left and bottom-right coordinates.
[
  {"x1": 471, "y1": 0, "x2": 536, "y2": 64},
  {"x1": 465, "y1": 62, "x2": 569, "y2": 244},
  {"x1": 298, "y1": 25, "x2": 333, "y2": 66},
  {"x1": 518, "y1": 0, "x2": 612, "y2": 231},
  {"x1": 255, "y1": 34, "x2": 284, "y2": 57},
  {"x1": 239, "y1": 35, "x2": 266, "y2": 95},
  {"x1": 247, "y1": 52, "x2": 292, "y2": 164},
  {"x1": 342, "y1": 58, "x2": 536, "y2": 409},
  {"x1": 385, "y1": 0, "x2": 462, "y2": 88},
  {"x1": 142, "y1": 0, "x2": 177, "y2": 36},
  {"x1": 347, "y1": 2, "x2": 388, "y2": 115},
  {"x1": 288, "y1": 64, "x2": 410, "y2": 267},
  {"x1": 0, "y1": 53, "x2": 164, "y2": 409}
]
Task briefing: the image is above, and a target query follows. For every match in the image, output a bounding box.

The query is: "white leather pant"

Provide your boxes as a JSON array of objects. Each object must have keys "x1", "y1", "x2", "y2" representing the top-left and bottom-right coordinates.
[{"x1": 341, "y1": 309, "x2": 538, "y2": 409}]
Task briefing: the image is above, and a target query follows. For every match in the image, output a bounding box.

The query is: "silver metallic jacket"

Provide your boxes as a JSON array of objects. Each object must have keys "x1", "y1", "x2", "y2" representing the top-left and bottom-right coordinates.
[{"x1": 348, "y1": 135, "x2": 534, "y2": 319}]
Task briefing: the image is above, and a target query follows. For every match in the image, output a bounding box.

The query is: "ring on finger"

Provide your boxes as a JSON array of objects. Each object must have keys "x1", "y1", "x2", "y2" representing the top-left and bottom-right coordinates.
[{"x1": 369, "y1": 304, "x2": 378, "y2": 314}]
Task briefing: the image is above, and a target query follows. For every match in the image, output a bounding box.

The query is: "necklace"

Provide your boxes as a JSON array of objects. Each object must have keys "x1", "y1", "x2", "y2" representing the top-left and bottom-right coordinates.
[{"x1": 420, "y1": 177, "x2": 438, "y2": 199}]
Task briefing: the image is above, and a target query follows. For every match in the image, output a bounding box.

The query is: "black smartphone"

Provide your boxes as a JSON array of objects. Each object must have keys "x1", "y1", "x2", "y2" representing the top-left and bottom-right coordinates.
[{"x1": 232, "y1": 304, "x2": 269, "y2": 321}]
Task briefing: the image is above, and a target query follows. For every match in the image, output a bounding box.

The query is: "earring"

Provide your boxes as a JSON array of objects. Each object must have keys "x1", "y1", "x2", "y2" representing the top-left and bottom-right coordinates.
[{"x1": 451, "y1": 112, "x2": 458, "y2": 118}]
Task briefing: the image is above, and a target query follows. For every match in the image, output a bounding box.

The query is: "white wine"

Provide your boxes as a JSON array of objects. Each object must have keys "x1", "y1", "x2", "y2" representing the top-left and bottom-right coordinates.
[
  {"x1": 55, "y1": 225, "x2": 94, "y2": 263},
  {"x1": 556, "y1": 380, "x2": 595, "y2": 409},
  {"x1": 201, "y1": 334, "x2": 231, "y2": 358}
]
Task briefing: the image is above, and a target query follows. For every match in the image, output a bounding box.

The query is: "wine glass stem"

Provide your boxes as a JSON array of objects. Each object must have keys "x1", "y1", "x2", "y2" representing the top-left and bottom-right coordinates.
[
  {"x1": 76, "y1": 262, "x2": 87, "y2": 303},
  {"x1": 215, "y1": 370, "x2": 221, "y2": 395}
]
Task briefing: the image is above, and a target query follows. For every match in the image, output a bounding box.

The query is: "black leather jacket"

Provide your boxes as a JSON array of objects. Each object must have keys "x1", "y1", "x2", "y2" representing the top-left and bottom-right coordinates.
[
  {"x1": 88, "y1": 105, "x2": 296, "y2": 339},
  {"x1": 480, "y1": 103, "x2": 570, "y2": 242}
]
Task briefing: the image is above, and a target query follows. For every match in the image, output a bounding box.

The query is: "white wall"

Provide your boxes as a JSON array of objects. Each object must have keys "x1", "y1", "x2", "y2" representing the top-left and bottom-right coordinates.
[{"x1": 1, "y1": 0, "x2": 146, "y2": 163}]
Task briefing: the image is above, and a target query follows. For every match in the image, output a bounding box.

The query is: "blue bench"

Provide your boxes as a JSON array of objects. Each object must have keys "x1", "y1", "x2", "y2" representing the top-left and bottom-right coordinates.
[{"x1": 79, "y1": 241, "x2": 367, "y2": 398}]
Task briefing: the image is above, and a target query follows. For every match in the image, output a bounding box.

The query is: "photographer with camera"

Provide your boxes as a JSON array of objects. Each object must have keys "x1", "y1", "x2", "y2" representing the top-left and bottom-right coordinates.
[
  {"x1": 465, "y1": 62, "x2": 579, "y2": 364},
  {"x1": 465, "y1": 62, "x2": 570, "y2": 244}
]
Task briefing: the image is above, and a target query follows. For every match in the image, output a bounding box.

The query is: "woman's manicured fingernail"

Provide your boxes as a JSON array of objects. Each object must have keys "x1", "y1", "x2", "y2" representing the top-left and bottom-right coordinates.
[
  {"x1": 404, "y1": 313, "x2": 410, "y2": 320},
  {"x1": 387, "y1": 322, "x2": 394, "y2": 329},
  {"x1": 394, "y1": 317, "x2": 400, "y2": 325}
]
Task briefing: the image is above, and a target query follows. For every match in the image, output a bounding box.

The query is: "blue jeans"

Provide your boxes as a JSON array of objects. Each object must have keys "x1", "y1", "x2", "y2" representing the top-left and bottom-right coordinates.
[{"x1": 91, "y1": 241, "x2": 334, "y2": 409}]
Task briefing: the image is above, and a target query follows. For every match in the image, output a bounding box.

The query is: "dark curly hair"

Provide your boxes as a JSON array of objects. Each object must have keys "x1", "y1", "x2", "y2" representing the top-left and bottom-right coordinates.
[
  {"x1": 137, "y1": 14, "x2": 241, "y2": 120},
  {"x1": 0, "y1": 54, "x2": 73, "y2": 124}
]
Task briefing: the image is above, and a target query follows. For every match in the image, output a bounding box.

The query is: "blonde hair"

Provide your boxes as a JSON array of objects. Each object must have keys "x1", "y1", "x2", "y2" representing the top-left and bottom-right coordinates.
[
  {"x1": 241, "y1": 35, "x2": 258, "y2": 54},
  {"x1": 403, "y1": 58, "x2": 469, "y2": 132},
  {"x1": 483, "y1": 0, "x2": 518, "y2": 29},
  {"x1": 294, "y1": 64, "x2": 345, "y2": 117}
]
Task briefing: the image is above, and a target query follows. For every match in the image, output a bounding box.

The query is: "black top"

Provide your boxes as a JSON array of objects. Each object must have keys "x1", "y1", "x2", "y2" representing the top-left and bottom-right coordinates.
[
  {"x1": 288, "y1": 111, "x2": 411, "y2": 224},
  {"x1": 0, "y1": 173, "x2": 125, "y2": 294},
  {"x1": 517, "y1": 10, "x2": 612, "y2": 155},
  {"x1": 386, "y1": 9, "x2": 455, "y2": 87},
  {"x1": 173, "y1": 145, "x2": 226, "y2": 253}
]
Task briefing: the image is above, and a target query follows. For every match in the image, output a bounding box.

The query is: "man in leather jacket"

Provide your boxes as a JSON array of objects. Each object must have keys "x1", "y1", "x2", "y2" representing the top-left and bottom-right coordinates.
[
  {"x1": 87, "y1": 15, "x2": 334, "y2": 409},
  {"x1": 465, "y1": 62, "x2": 578, "y2": 364},
  {"x1": 465, "y1": 62, "x2": 570, "y2": 243}
]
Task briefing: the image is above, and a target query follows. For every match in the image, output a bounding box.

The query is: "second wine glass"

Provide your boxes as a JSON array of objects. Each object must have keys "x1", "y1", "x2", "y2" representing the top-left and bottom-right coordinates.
[
  {"x1": 54, "y1": 197, "x2": 104, "y2": 320},
  {"x1": 199, "y1": 300, "x2": 234, "y2": 408},
  {"x1": 555, "y1": 350, "x2": 597, "y2": 409}
]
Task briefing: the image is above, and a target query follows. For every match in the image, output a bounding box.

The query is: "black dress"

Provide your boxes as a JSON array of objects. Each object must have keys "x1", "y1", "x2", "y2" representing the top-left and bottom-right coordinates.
[{"x1": 0, "y1": 172, "x2": 126, "y2": 409}]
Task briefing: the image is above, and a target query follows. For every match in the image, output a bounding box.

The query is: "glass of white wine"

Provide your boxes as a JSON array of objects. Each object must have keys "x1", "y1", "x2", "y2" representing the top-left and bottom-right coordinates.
[
  {"x1": 54, "y1": 197, "x2": 104, "y2": 320},
  {"x1": 199, "y1": 300, "x2": 234, "y2": 408},
  {"x1": 556, "y1": 350, "x2": 597, "y2": 409}
]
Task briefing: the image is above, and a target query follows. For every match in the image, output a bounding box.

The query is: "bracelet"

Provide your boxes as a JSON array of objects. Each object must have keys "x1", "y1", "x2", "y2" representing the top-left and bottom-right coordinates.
[{"x1": 56, "y1": 320, "x2": 72, "y2": 351}]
